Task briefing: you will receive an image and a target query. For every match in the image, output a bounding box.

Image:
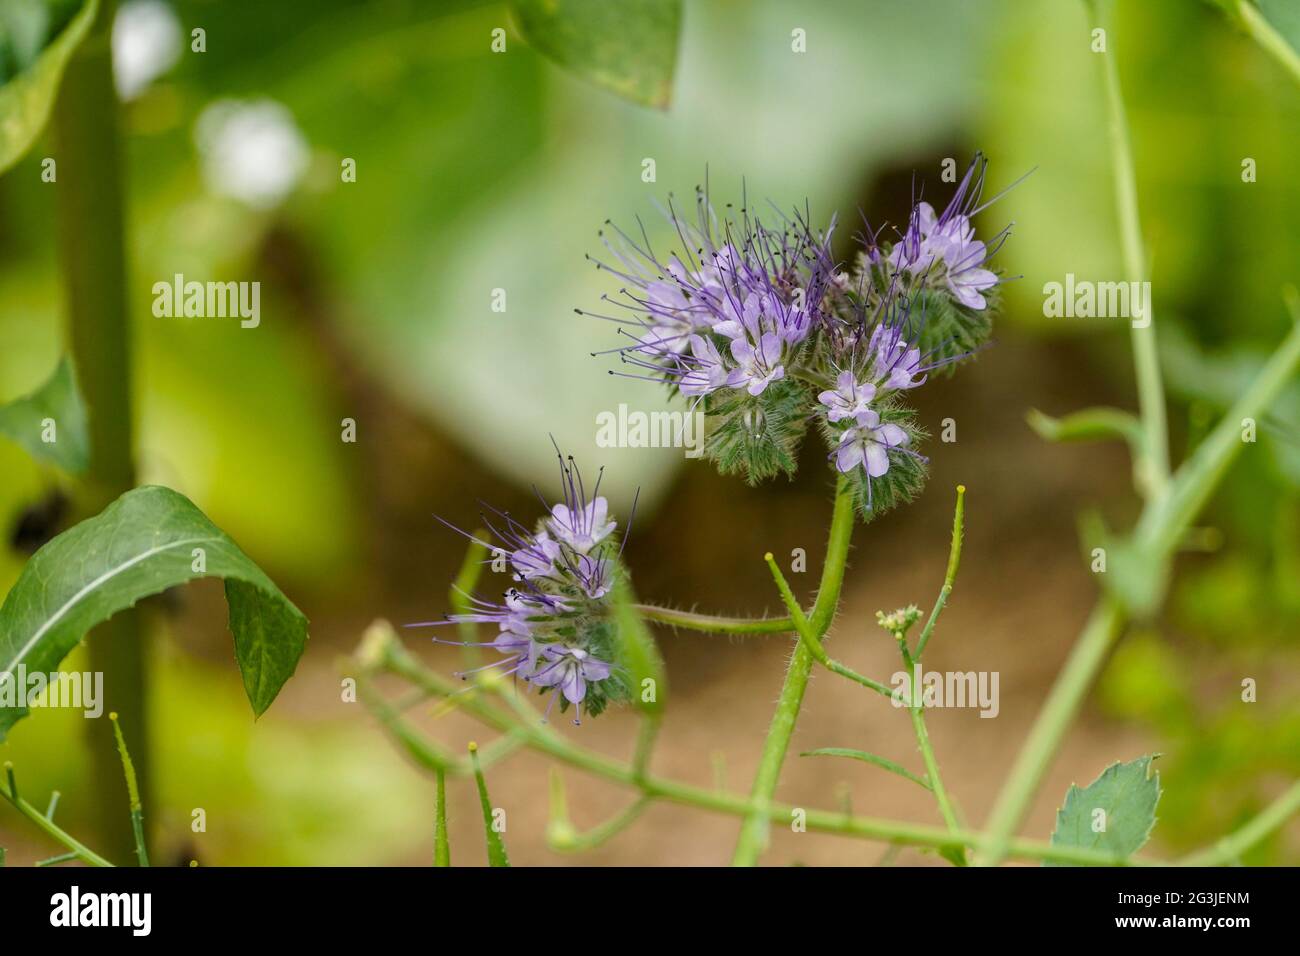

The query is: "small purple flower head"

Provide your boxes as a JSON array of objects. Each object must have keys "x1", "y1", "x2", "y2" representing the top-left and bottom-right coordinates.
[
  {"x1": 585, "y1": 180, "x2": 834, "y2": 402},
  {"x1": 818, "y1": 370, "x2": 877, "y2": 423},
  {"x1": 410, "y1": 448, "x2": 637, "y2": 722},
  {"x1": 885, "y1": 155, "x2": 1008, "y2": 311},
  {"x1": 531, "y1": 644, "x2": 614, "y2": 722}
]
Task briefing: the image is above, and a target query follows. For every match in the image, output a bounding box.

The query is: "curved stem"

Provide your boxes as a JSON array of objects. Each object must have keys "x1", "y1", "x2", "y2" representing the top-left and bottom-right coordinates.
[
  {"x1": 633, "y1": 604, "x2": 794, "y2": 634},
  {"x1": 1235, "y1": 0, "x2": 1300, "y2": 85},
  {"x1": 1178, "y1": 781, "x2": 1300, "y2": 866},
  {"x1": 976, "y1": 596, "x2": 1126, "y2": 865},
  {"x1": 731, "y1": 475, "x2": 855, "y2": 866}
]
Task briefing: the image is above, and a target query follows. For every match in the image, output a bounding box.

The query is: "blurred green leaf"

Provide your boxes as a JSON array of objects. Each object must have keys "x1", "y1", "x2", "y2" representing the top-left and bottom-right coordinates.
[
  {"x1": 0, "y1": 0, "x2": 95, "y2": 174},
  {"x1": 0, "y1": 356, "x2": 87, "y2": 473},
  {"x1": 0, "y1": 485, "x2": 308, "y2": 739},
  {"x1": 510, "y1": 0, "x2": 681, "y2": 108},
  {"x1": 1046, "y1": 756, "x2": 1161, "y2": 866},
  {"x1": 611, "y1": 574, "x2": 665, "y2": 716}
]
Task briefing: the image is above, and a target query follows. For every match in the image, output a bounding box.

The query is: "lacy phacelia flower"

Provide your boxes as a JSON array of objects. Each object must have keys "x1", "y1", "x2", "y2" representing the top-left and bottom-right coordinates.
[
  {"x1": 833, "y1": 409, "x2": 909, "y2": 477},
  {"x1": 410, "y1": 452, "x2": 635, "y2": 722},
  {"x1": 588, "y1": 158, "x2": 1012, "y2": 515},
  {"x1": 883, "y1": 156, "x2": 1007, "y2": 311}
]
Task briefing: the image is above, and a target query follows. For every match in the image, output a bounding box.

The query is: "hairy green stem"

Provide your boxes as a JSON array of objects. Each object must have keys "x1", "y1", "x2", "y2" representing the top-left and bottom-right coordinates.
[
  {"x1": 731, "y1": 475, "x2": 854, "y2": 866},
  {"x1": 633, "y1": 604, "x2": 794, "y2": 634},
  {"x1": 370, "y1": 635, "x2": 1300, "y2": 865},
  {"x1": 913, "y1": 485, "x2": 964, "y2": 659},
  {"x1": 53, "y1": 0, "x2": 147, "y2": 865}
]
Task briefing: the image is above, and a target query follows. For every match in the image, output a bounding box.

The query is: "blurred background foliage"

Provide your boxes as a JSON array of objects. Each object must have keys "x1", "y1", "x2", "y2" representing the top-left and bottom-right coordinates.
[{"x1": 0, "y1": 0, "x2": 1296, "y2": 864}]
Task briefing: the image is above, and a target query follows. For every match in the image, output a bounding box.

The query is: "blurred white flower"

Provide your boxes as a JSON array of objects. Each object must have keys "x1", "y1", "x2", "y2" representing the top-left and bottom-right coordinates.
[
  {"x1": 193, "y1": 99, "x2": 310, "y2": 210},
  {"x1": 112, "y1": 0, "x2": 182, "y2": 100}
]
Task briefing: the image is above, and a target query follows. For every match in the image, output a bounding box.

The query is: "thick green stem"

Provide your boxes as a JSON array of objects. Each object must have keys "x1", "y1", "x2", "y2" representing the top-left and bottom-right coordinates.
[
  {"x1": 731, "y1": 475, "x2": 854, "y2": 866},
  {"x1": 52, "y1": 0, "x2": 147, "y2": 865}
]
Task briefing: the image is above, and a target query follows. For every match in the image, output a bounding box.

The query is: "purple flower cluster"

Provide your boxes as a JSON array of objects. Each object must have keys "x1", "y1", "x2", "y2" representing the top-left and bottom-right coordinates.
[
  {"x1": 584, "y1": 186, "x2": 832, "y2": 403},
  {"x1": 411, "y1": 452, "x2": 633, "y2": 723},
  {"x1": 587, "y1": 156, "x2": 1012, "y2": 512}
]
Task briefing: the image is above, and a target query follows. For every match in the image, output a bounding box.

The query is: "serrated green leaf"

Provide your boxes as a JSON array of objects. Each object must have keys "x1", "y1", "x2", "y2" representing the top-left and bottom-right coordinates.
[
  {"x1": 0, "y1": 356, "x2": 87, "y2": 473},
  {"x1": 0, "y1": 0, "x2": 97, "y2": 175},
  {"x1": 0, "y1": 485, "x2": 308, "y2": 739},
  {"x1": 1046, "y1": 756, "x2": 1161, "y2": 866},
  {"x1": 509, "y1": 0, "x2": 681, "y2": 109}
]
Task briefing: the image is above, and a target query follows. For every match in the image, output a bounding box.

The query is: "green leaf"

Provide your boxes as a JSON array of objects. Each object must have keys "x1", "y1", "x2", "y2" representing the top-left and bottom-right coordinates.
[
  {"x1": 0, "y1": 0, "x2": 97, "y2": 175},
  {"x1": 468, "y1": 743, "x2": 509, "y2": 867},
  {"x1": 509, "y1": 0, "x2": 681, "y2": 108},
  {"x1": 0, "y1": 485, "x2": 308, "y2": 740},
  {"x1": 1046, "y1": 756, "x2": 1161, "y2": 866},
  {"x1": 800, "y1": 748, "x2": 932, "y2": 791},
  {"x1": 0, "y1": 356, "x2": 87, "y2": 473}
]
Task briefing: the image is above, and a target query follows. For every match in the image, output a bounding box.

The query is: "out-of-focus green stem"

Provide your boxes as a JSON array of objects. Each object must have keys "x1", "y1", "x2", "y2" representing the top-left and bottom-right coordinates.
[
  {"x1": 1095, "y1": 0, "x2": 1168, "y2": 498},
  {"x1": 731, "y1": 475, "x2": 854, "y2": 866},
  {"x1": 1235, "y1": 0, "x2": 1300, "y2": 85},
  {"x1": 1179, "y1": 781, "x2": 1300, "y2": 865},
  {"x1": 52, "y1": 0, "x2": 147, "y2": 865}
]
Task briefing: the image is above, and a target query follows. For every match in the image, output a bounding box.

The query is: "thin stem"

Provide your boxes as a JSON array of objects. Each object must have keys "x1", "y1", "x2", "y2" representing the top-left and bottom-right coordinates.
[
  {"x1": 110, "y1": 713, "x2": 148, "y2": 867},
  {"x1": 1096, "y1": 0, "x2": 1169, "y2": 497},
  {"x1": 908, "y1": 705, "x2": 965, "y2": 865},
  {"x1": 373, "y1": 643, "x2": 1151, "y2": 865},
  {"x1": 633, "y1": 604, "x2": 794, "y2": 634},
  {"x1": 1235, "y1": 0, "x2": 1300, "y2": 85},
  {"x1": 976, "y1": 597, "x2": 1126, "y2": 865},
  {"x1": 450, "y1": 529, "x2": 490, "y2": 668},
  {"x1": 731, "y1": 475, "x2": 855, "y2": 866},
  {"x1": 433, "y1": 768, "x2": 450, "y2": 867},
  {"x1": 1178, "y1": 781, "x2": 1300, "y2": 866},
  {"x1": 765, "y1": 553, "x2": 892, "y2": 699},
  {"x1": 373, "y1": 634, "x2": 1300, "y2": 866},
  {"x1": 1, "y1": 763, "x2": 114, "y2": 868},
  {"x1": 913, "y1": 485, "x2": 965, "y2": 659}
]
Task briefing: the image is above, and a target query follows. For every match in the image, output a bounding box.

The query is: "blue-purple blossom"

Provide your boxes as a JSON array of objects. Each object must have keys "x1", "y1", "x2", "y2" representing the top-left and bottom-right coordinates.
[
  {"x1": 818, "y1": 370, "x2": 877, "y2": 422},
  {"x1": 833, "y1": 409, "x2": 909, "y2": 477},
  {"x1": 409, "y1": 450, "x2": 634, "y2": 723}
]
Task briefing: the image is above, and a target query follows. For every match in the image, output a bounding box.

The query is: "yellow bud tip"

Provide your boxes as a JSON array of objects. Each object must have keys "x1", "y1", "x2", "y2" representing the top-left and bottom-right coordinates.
[
  {"x1": 3, "y1": 761, "x2": 11, "y2": 770},
  {"x1": 189, "y1": 860, "x2": 198, "y2": 867},
  {"x1": 956, "y1": 484, "x2": 966, "y2": 494},
  {"x1": 763, "y1": 552, "x2": 774, "y2": 562},
  {"x1": 468, "y1": 741, "x2": 478, "y2": 753},
  {"x1": 109, "y1": 711, "x2": 119, "y2": 721}
]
